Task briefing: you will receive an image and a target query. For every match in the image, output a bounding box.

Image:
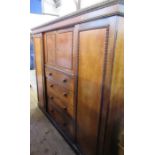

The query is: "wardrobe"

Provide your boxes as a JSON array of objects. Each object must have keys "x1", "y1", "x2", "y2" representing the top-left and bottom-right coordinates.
[{"x1": 32, "y1": 1, "x2": 124, "y2": 155}]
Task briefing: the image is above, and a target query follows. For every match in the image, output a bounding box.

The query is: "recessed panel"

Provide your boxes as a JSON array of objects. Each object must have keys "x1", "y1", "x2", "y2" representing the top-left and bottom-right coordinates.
[
  {"x1": 56, "y1": 32, "x2": 73, "y2": 70},
  {"x1": 77, "y1": 28, "x2": 107, "y2": 155},
  {"x1": 46, "y1": 33, "x2": 55, "y2": 65}
]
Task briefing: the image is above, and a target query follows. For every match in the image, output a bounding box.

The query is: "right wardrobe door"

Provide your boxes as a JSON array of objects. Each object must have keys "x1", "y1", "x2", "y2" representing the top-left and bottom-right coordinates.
[{"x1": 77, "y1": 28, "x2": 107, "y2": 155}]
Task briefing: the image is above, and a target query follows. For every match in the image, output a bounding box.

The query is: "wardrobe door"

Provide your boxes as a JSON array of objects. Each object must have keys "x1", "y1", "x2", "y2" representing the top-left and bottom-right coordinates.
[
  {"x1": 33, "y1": 34, "x2": 45, "y2": 109},
  {"x1": 77, "y1": 28, "x2": 107, "y2": 155}
]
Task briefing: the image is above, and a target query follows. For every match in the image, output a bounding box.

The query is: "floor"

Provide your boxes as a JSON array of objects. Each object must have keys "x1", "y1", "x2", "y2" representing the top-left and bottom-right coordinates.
[{"x1": 30, "y1": 70, "x2": 76, "y2": 155}]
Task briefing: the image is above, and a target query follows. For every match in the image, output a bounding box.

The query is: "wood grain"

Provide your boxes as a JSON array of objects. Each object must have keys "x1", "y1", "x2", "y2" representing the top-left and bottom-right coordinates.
[
  {"x1": 31, "y1": 1, "x2": 123, "y2": 34},
  {"x1": 46, "y1": 79, "x2": 74, "y2": 118},
  {"x1": 48, "y1": 97, "x2": 75, "y2": 141},
  {"x1": 32, "y1": 2, "x2": 124, "y2": 155},
  {"x1": 33, "y1": 36, "x2": 45, "y2": 109},
  {"x1": 45, "y1": 68, "x2": 75, "y2": 91},
  {"x1": 45, "y1": 32, "x2": 56, "y2": 65},
  {"x1": 56, "y1": 31, "x2": 73, "y2": 70},
  {"x1": 103, "y1": 16, "x2": 124, "y2": 155},
  {"x1": 77, "y1": 28, "x2": 107, "y2": 155}
]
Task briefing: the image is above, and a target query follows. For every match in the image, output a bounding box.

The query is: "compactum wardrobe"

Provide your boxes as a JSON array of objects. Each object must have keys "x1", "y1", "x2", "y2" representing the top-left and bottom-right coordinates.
[{"x1": 32, "y1": 1, "x2": 124, "y2": 155}]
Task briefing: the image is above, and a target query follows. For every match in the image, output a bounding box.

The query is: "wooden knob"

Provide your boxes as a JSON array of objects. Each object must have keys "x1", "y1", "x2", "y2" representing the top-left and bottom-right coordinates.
[
  {"x1": 50, "y1": 96, "x2": 54, "y2": 100},
  {"x1": 49, "y1": 73, "x2": 52, "y2": 76},
  {"x1": 63, "y1": 92, "x2": 68, "y2": 97},
  {"x1": 50, "y1": 84, "x2": 54, "y2": 87},
  {"x1": 51, "y1": 109, "x2": 54, "y2": 113},
  {"x1": 63, "y1": 79, "x2": 67, "y2": 83},
  {"x1": 63, "y1": 106, "x2": 67, "y2": 111}
]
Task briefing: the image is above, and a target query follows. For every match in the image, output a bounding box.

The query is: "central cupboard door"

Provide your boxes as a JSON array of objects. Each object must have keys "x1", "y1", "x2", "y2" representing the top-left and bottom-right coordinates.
[
  {"x1": 44, "y1": 28, "x2": 74, "y2": 73},
  {"x1": 56, "y1": 29, "x2": 73, "y2": 71},
  {"x1": 45, "y1": 32, "x2": 56, "y2": 65},
  {"x1": 77, "y1": 28, "x2": 107, "y2": 155}
]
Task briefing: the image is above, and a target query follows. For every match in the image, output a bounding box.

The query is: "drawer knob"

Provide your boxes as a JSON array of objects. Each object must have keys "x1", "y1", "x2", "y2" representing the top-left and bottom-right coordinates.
[
  {"x1": 51, "y1": 109, "x2": 54, "y2": 113},
  {"x1": 50, "y1": 84, "x2": 54, "y2": 87},
  {"x1": 63, "y1": 79, "x2": 67, "y2": 83},
  {"x1": 63, "y1": 93, "x2": 68, "y2": 97},
  {"x1": 50, "y1": 96, "x2": 54, "y2": 100},
  {"x1": 49, "y1": 73, "x2": 52, "y2": 76},
  {"x1": 63, "y1": 106, "x2": 67, "y2": 111}
]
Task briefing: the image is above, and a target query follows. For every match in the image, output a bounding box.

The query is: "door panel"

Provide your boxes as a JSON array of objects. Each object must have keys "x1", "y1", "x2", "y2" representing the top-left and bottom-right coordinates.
[
  {"x1": 56, "y1": 31, "x2": 73, "y2": 70},
  {"x1": 34, "y1": 36, "x2": 45, "y2": 109},
  {"x1": 46, "y1": 32, "x2": 56, "y2": 65},
  {"x1": 77, "y1": 28, "x2": 107, "y2": 155}
]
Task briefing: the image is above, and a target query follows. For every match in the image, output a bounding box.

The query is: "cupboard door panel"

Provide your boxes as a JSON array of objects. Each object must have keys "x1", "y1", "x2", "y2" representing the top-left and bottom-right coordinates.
[
  {"x1": 77, "y1": 28, "x2": 107, "y2": 155},
  {"x1": 56, "y1": 32, "x2": 73, "y2": 70},
  {"x1": 46, "y1": 32, "x2": 56, "y2": 65},
  {"x1": 34, "y1": 36, "x2": 45, "y2": 109}
]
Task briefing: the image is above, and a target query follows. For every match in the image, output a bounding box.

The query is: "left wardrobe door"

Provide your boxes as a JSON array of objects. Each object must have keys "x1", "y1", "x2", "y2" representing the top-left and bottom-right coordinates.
[{"x1": 33, "y1": 34, "x2": 45, "y2": 110}]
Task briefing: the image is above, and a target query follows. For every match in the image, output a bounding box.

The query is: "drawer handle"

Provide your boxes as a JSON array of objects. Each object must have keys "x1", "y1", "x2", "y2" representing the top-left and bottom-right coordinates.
[
  {"x1": 63, "y1": 93, "x2": 68, "y2": 97},
  {"x1": 50, "y1": 96, "x2": 54, "y2": 100},
  {"x1": 63, "y1": 79, "x2": 67, "y2": 83},
  {"x1": 50, "y1": 84, "x2": 54, "y2": 87},
  {"x1": 49, "y1": 73, "x2": 53, "y2": 76}
]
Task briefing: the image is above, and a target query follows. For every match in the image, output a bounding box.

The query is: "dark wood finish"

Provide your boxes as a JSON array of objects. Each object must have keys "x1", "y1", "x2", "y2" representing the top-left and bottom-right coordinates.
[
  {"x1": 48, "y1": 97, "x2": 75, "y2": 141},
  {"x1": 32, "y1": 1, "x2": 124, "y2": 155},
  {"x1": 103, "y1": 16, "x2": 124, "y2": 155}
]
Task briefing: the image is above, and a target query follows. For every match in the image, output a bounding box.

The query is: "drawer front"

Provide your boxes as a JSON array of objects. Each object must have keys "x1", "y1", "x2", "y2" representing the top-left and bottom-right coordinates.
[
  {"x1": 45, "y1": 68, "x2": 74, "y2": 91},
  {"x1": 48, "y1": 98, "x2": 74, "y2": 141},
  {"x1": 47, "y1": 90, "x2": 74, "y2": 118},
  {"x1": 46, "y1": 79, "x2": 73, "y2": 106}
]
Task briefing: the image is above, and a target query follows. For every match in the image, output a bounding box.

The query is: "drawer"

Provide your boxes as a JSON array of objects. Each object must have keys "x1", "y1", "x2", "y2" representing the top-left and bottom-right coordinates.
[
  {"x1": 45, "y1": 68, "x2": 74, "y2": 91},
  {"x1": 47, "y1": 88, "x2": 74, "y2": 118},
  {"x1": 48, "y1": 98, "x2": 74, "y2": 141},
  {"x1": 46, "y1": 79, "x2": 74, "y2": 106}
]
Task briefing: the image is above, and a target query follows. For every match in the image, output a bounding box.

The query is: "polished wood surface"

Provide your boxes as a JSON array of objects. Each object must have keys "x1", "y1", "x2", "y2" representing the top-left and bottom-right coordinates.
[
  {"x1": 44, "y1": 28, "x2": 76, "y2": 74},
  {"x1": 33, "y1": 35, "x2": 45, "y2": 109},
  {"x1": 104, "y1": 16, "x2": 124, "y2": 155},
  {"x1": 56, "y1": 31, "x2": 73, "y2": 70},
  {"x1": 45, "y1": 32, "x2": 56, "y2": 65},
  {"x1": 77, "y1": 28, "x2": 107, "y2": 155},
  {"x1": 48, "y1": 97, "x2": 75, "y2": 141},
  {"x1": 45, "y1": 68, "x2": 74, "y2": 91},
  {"x1": 32, "y1": 1, "x2": 124, "y2": 155},
  {"x1": 46, "y1": 79, "x2": 73, "y2": 104},
  {"x1": 46, "y1": 79, "x2": 74, "y2": 118}
]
